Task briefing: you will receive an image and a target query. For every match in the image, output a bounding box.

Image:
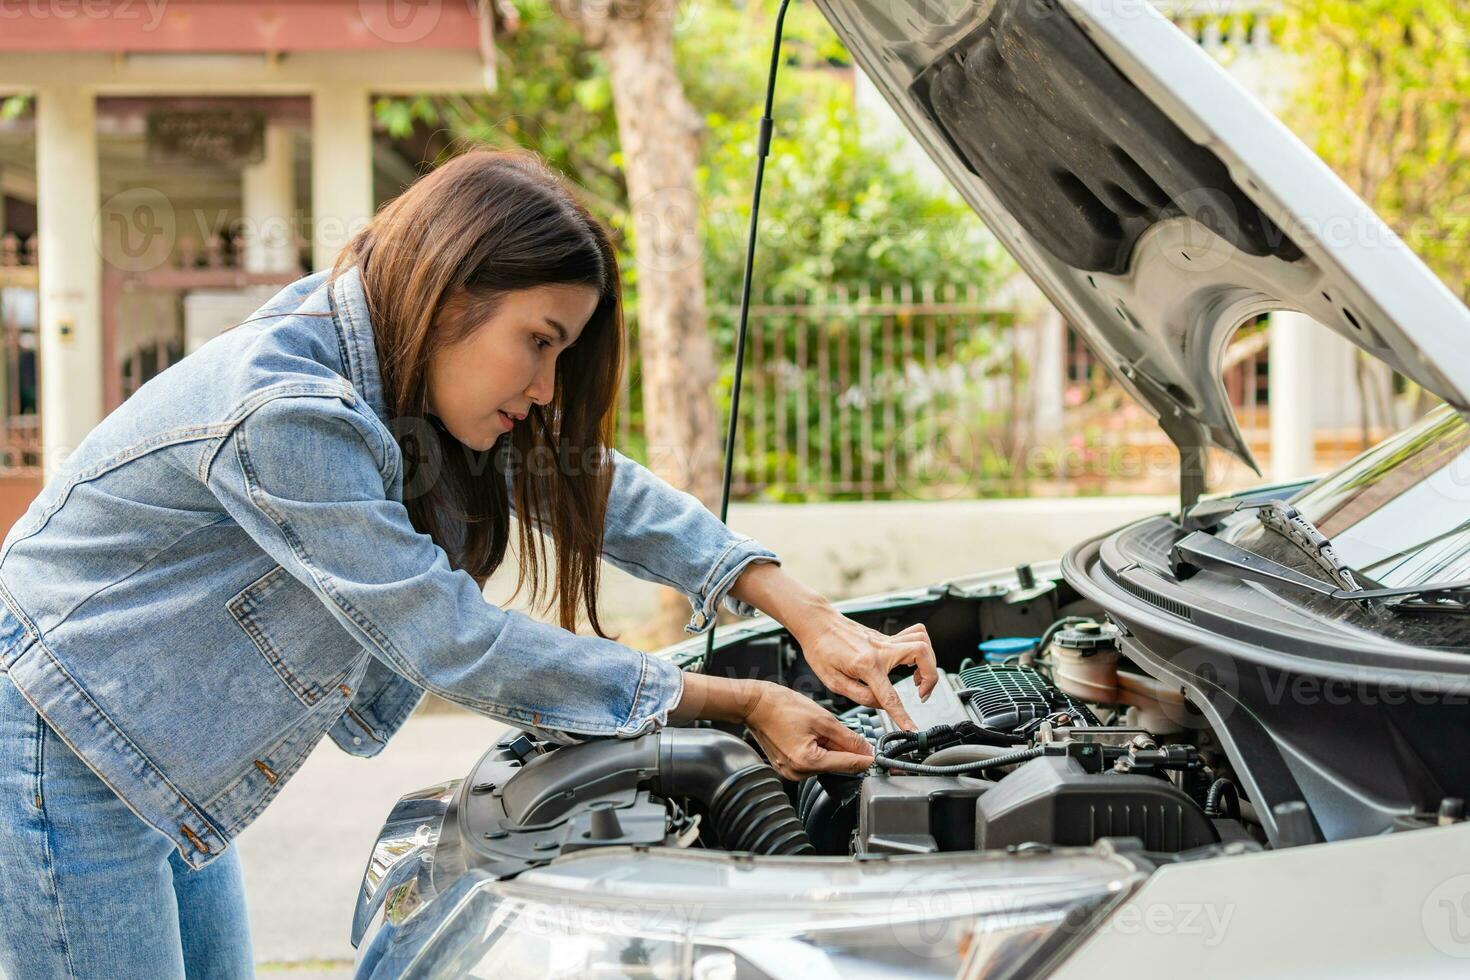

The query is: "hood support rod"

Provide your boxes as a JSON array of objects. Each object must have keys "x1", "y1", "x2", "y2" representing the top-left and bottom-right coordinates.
[{"x1": 705, "y1": 0, "x2": 795, "y2": 662}]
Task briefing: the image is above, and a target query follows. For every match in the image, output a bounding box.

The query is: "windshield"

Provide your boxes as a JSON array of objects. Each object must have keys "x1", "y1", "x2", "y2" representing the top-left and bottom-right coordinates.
[{"x1": 1290, "y1": 406, "x2": 1470, "y2": 590}]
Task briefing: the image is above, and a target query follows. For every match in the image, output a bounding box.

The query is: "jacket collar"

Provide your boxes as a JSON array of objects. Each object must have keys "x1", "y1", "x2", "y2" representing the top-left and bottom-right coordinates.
[{"x1": 327, "y1": 263, "x2": 392, "y2": 427}]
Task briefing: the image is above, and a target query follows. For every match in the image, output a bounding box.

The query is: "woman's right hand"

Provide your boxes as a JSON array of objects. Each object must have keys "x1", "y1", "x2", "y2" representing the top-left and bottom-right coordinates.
[
  {"x1": 743, "y1": 682, "x2": 875, "y2": 780},
  {"x1": 671, "y1": 673, "x2": 875, "y2": 780}
]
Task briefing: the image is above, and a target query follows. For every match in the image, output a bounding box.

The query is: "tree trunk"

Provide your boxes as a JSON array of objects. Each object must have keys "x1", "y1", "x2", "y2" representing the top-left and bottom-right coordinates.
[{"x1": 558, "y1": 0, "x2": 722, "y2": 639}]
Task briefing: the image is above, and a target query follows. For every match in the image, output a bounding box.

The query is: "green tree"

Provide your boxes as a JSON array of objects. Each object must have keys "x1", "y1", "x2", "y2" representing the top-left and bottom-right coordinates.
[{"x1": 1279, "y1": 0, "x2": 1470, "y2": 300}]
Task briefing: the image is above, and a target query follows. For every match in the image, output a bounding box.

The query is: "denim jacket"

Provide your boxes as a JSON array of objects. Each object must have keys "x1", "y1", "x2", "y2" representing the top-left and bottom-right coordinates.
[{"x1": 0, "y1": 265, "x2": 779, "y2": 869}]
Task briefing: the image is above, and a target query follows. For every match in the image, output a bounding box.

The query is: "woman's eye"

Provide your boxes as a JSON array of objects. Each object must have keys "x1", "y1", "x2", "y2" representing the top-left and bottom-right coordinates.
[{"x1": 533, "y1": 336, "x2": 552, "y2": 351}]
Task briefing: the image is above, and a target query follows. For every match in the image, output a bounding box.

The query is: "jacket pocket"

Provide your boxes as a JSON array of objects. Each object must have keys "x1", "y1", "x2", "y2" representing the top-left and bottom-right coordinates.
[{"x1": 227, "y1": 564, "x2": 363, "y2": 707}]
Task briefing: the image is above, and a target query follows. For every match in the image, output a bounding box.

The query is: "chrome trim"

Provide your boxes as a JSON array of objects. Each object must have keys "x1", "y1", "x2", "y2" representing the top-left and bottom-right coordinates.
[{"x1": 350, "y1": 779, "x2": 458, "y2": 949}]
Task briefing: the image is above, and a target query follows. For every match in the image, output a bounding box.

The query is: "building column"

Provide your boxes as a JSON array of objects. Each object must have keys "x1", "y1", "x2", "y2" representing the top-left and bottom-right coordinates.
[
  {"x1": 310, "y1": 88, "x2": 374, "y2": 272},
  {"x1": 36, "y1": 87, "x2": 102, "y2": 474},
  {"x1": 1269, "y1": 311, "x2": 1315, "y2": 481},
  {"x1": 1030, "y1": 308, "x2": 1066, "y2": 439},
  {"x1": 242, "y1": 123, "x2": 298, "y2": 274}
]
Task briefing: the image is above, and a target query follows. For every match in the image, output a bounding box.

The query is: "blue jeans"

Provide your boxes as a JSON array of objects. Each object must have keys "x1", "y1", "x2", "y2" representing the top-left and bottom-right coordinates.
[{"x1": 0, "y1": 670, "x2": 254, "y2": 979}]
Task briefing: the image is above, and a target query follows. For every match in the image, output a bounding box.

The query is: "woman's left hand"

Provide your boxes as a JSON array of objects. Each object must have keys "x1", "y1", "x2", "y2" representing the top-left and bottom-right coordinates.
[
  {"x1": 792, "y1": 611, "x2": 938, "y2": 732},
  {"x1": 728, "y1": 561, "x2": 939, "y2": 731}
]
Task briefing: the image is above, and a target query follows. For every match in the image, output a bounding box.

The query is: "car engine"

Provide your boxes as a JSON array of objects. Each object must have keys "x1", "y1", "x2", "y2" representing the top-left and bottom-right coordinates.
[{"x1": 452, "y1": 616, "x2": 1253, "y2": 875}]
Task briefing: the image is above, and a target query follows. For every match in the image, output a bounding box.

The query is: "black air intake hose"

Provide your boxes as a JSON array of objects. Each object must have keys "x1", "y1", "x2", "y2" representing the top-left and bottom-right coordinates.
[
  {"x1": 498, "y1": 728, "x2": 813, "y2": 856},
  {"x1": 659, "y1": 729, "x2": 813, "y2": 855}
]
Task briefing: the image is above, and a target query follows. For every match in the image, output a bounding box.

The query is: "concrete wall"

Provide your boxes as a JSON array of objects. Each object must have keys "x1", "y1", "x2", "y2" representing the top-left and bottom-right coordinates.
[{"x1": 483, "y1": 495, "x2": 1175, "y2": 643}]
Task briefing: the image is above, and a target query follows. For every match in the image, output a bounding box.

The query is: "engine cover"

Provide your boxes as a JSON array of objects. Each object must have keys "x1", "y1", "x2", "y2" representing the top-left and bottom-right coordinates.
[
  {"x1": 975, "y1": 755, "x2": 1219, "y2": 851},
  {"x1": 812, "y1": 666, "x2": 1222, "y2": 855},
  {"x1": 839, "y1": 664, "x2": 1098, "y2": 744},
  {"x1": 954, "y1": 663, "x2": 1099, "y2": 731}
]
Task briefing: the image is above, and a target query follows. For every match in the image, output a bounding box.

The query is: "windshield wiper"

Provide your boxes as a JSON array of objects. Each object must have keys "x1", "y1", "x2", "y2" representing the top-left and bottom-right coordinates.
[
  {"x1": 1247, "y1": 501, "x2": 1362, "y2": 592},
  {"x1": 1178, "y1": 498, "x2": 1361, "y2": 589},
  {"x1": 1170, "y1": 529, "x2": 1470, "y2": 615}
]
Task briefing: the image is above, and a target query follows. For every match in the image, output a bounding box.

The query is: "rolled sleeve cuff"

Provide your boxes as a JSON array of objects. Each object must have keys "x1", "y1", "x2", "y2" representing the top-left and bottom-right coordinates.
[
  {"x1": 615, "y1": 651, "x2": 686, "y2": 737},
  {"x1": 684, "y1": 537, "x2": 781, "y2": 636}
]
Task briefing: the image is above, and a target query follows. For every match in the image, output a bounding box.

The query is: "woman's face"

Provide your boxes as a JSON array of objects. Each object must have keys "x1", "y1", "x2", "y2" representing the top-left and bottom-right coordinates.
[{"x1": 426, "y1": 283, "x2": 598, "y2": 451}]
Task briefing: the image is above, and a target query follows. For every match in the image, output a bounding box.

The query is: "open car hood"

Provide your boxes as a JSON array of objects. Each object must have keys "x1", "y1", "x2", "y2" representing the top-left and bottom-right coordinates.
[{"x1": 813, "y1": 0, "x2": 1470, "y2": 478}]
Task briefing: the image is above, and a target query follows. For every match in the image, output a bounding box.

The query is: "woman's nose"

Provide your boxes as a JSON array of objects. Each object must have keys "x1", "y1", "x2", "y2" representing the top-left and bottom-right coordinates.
[{"x1": 526, "y1": 359, "x2": 556, "y2": 406}]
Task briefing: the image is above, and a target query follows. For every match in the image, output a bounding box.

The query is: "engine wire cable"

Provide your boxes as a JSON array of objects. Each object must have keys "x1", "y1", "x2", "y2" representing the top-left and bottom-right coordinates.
[{"x1": 874, "y1": 725, "x2": 1044, "y2": 775}]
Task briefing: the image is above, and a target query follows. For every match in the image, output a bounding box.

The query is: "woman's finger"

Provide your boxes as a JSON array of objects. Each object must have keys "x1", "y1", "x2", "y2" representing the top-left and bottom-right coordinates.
[
  {"x1": 819, "y1": 716, "x2": 874, "y2": 757},
  {"x1": 865, "y1": 671, "x2": 917, "y2": 731},
  {"x1": 811, "y1": 748, "x2": 878, "y2": 775},
  {"x1": 828, "y1": 675, "x2": 878, "y2": 709},
  {"x1": 881, "y1": 638, "x2": 939, "y2": 700},
  {"x1": 897, "y1": 638, "x2": 940, "y2": 699}
]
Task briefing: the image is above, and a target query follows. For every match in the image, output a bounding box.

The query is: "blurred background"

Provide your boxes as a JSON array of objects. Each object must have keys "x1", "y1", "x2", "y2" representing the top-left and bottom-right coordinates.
[{"x1": 0, "y1": 0, "x2": 1464, "y2": 975}]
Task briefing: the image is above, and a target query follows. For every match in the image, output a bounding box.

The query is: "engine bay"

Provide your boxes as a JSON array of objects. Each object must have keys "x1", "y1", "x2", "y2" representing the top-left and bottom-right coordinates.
[
  {"x1": 805, "y1": 659, "x2": 1238, "y2": 857},
  {"x1": 449, "y1": 566, "x2": 1288, "y2": 876}
]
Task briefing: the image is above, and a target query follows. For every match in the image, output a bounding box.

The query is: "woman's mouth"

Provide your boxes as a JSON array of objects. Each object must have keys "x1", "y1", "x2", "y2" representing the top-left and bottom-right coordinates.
[{"x1": 498, "y1": 409, "x2": 519, "y2": 428}]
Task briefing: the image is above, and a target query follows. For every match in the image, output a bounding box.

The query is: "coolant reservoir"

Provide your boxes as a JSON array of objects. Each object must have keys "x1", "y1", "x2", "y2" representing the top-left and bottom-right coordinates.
[
  {"x1": 1050, "y1": 621, "x2": 1122, "y2": 702},
  {"x1": 1049, "y1": 620, "x2": 1186, "y2": 734}
]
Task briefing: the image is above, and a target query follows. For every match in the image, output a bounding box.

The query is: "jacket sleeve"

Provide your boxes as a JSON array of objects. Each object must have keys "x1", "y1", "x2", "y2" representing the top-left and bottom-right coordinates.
[
  {"x1": 505, "y1": 446, "x2": 781, "y2": 635},
  {"x1": 206, "y1": 392, "x2": 684, "y2": 738}
]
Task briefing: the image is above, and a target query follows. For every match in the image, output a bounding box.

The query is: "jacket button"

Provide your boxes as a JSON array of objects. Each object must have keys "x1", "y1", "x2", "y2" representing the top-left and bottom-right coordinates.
[{"x1": 352, "y1": 736, "x2": 363, "y2": 746}]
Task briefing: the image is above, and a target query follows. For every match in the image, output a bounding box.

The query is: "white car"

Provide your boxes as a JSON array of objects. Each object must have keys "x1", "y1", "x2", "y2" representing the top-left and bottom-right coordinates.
[{"x1": 349, "y1": 1, "x2": 1470, "y2": 976}]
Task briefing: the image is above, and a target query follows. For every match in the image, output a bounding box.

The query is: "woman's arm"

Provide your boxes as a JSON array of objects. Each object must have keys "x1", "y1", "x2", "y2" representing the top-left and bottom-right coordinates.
[
  {"x1": 727, "y1": 561, "x2": 939, "y2": 732},
  {"x1": 503, "y1": 446, "x2": 779, "y2": 635},
  {"x1": 209, "y1": 393, "x2": 683, "y2": 738},
  {"x1": 212, "y1": 393, "x2": 874, "y2": 776}
]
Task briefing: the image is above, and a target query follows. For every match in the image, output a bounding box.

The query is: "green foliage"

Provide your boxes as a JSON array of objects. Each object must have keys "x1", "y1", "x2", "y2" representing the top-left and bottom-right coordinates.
[
  {"x1": 372, "y1": 1, "x2": 626, "y2": 216},
  {"x1": 700, "y1": 93, "x2": 1008, "y2": 302},
  {"x1": 679, "y1": 2, "x2": 1007, "y2": 297},
  {"x1": 1279, "y1": 0, "x2": 1470, "y2": 300},
  {"x1": 0, "y1": 95, "x2": 31, "y2": 121}
]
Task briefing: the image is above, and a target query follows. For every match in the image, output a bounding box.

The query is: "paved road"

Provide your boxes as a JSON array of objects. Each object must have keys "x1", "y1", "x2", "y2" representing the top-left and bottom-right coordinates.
[{"x1": 238, "y1": 708, "x2": 509, "y2": 977}]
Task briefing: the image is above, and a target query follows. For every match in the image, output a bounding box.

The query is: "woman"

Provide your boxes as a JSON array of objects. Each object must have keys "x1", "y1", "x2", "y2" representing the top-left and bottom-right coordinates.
[{"x1": 0, "y1": 150, "x2": 937, "y2": 977}]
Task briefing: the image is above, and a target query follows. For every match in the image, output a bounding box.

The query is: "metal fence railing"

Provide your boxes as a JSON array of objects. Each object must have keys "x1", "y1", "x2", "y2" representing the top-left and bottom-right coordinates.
[
  {"x1": 617, "y1": 284, "x2": 1403, "y2": 501},
  {"x1": 617, "y1": 282, "x2": 1025, "y2": 500}
]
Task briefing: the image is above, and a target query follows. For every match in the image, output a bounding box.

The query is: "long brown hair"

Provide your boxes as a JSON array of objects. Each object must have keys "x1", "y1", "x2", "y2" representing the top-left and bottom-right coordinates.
[{"x1": 331, "y1": 149, "x2": 623, "y2": 638}]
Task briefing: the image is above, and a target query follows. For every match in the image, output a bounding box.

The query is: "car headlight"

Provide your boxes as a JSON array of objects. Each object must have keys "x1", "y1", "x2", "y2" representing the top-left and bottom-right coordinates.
[
  {"x1": 352, "y1": 779, "x2": 460, "y2": 954},
  {"x1": 365, "y1": 847, "x2": 1145, "y2": 979}
]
